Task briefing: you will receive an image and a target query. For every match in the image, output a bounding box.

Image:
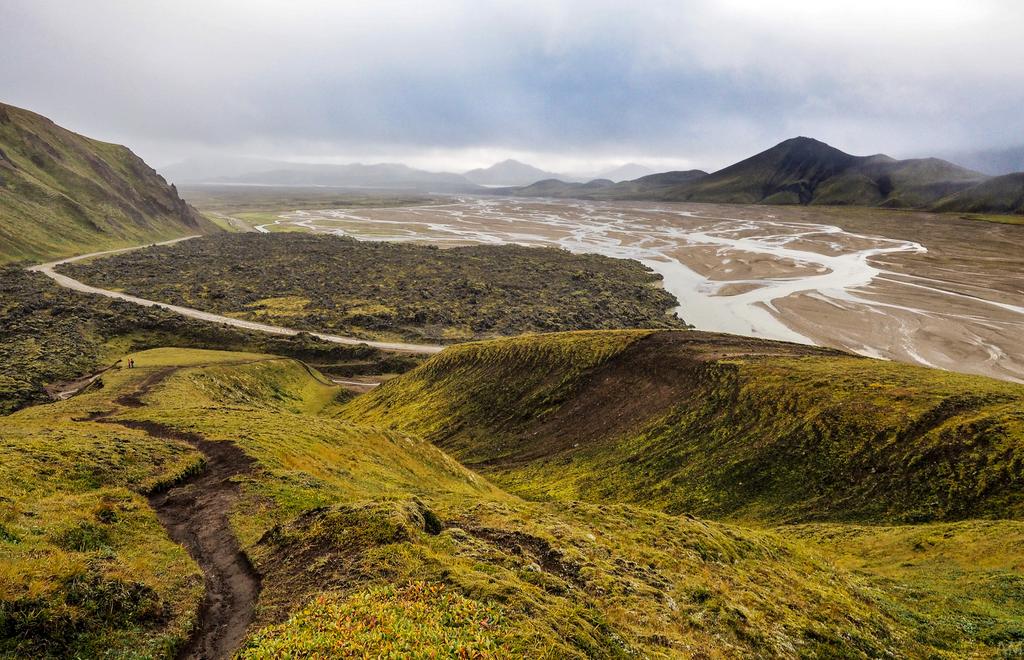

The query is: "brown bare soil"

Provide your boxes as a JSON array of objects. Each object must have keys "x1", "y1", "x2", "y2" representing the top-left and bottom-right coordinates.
[{"x1": 87, "y1": 368, "x2": 261, "y2": 659}]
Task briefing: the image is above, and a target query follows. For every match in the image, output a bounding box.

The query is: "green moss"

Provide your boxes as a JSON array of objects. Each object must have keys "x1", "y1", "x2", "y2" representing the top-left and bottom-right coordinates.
[
  {"x1": 347, "y1": 332, "x2": 1024, "y2": 523},
  {"x1": 788, "y1": 520, "x2": 1024, "y2": 655},
  {"x1": 342, "y1": 329, "x2": 650, "y2": 443},
  {"x1": 241, "y1": 582, "x2": 511, "y2": 658},
  {"x1": 51, "y1": 522, "x2": 111, "y2": 553}
]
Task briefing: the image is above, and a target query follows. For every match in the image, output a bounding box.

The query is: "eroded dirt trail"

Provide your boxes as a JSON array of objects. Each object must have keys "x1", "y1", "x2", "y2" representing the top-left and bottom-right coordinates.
[{"x1": 90, "y1": 368, "x2": 261, "y2": 659}]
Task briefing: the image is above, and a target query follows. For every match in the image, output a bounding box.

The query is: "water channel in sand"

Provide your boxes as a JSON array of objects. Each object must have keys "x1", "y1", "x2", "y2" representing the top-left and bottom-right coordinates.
[{"x1": 254, "y1": 197, "x2": 1024, "y2": 382}]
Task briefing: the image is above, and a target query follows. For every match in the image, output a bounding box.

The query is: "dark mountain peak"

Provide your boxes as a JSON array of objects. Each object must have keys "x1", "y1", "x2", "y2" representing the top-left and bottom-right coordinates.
[
  {"x1": 699, "y1": 137, "x2": 854, "y2": 192},
  {"x1": 776, "y1": 135, "x2": 829, "y2": 148},
  {"x1": 711, "y1": 137, "x2": 860, "y2": 179},
  {"x1": 761, "y1": 136, "x2": 856, "y2": 162}
]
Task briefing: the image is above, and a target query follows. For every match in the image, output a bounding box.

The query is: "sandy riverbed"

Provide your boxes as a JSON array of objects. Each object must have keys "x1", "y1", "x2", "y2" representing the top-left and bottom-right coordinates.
[{"x1": 255, "y1": 197, "x2": 1024, "y2": 382}]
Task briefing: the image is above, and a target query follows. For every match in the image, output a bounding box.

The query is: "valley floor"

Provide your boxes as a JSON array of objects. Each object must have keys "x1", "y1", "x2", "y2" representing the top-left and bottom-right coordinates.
[{"x1": 228, "y1": 196, "x2": 1024, "y2": 383}]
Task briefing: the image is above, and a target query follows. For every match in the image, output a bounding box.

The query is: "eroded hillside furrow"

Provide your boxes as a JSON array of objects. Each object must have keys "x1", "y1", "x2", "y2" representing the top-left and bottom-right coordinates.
[
  {"x1": 86, "y1": 371, "x2": 261, "y2": 659},
  {"x1": 127, "y1": 419, "x2": 259, "y2": 660}
]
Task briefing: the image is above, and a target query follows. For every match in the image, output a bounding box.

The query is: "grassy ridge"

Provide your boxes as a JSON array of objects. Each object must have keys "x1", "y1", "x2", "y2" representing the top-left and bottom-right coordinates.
[
  {"x1": 58, "y1": 233, "x2": 686, "y2": 342},
  {"x1": 344, "y1": 330, "x2": 1024, "y2": 523},
  {"x1": 336, "y1": 330, "x2": 653, "y2": 444},
  {"x1": 934, "y1": 173, "x2": 1024, "y2": 215},
  {"x1": 338, "y1": 329, "x2": 1024, "y2": 653},
  {"x1": 6, "y1": 347, "x2": 1007, "y2": 656},
  {"x1": 0, "y1": 102, "x2": 217, "y2": 263}
]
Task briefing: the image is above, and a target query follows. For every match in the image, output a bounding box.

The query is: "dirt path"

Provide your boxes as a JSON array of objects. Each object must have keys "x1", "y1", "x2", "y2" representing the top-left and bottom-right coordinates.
[
  {"x1": 87, "y1": 367, "x2": 261, "y2": 659},
  {"x1": 129, "y1": 419, "x2": 260, "y2": 659},
  {"x1": 27, "y1": 237, "x2": 443, "y2": 355},
  {"x1": 45, "y1": 361, "x2": 120, "y2": 400}
]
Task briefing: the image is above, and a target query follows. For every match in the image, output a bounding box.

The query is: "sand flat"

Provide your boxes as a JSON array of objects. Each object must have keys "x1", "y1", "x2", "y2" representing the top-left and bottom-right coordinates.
[{"x1": 257, "y1": 197, "x2": 1024, "y2": 382}]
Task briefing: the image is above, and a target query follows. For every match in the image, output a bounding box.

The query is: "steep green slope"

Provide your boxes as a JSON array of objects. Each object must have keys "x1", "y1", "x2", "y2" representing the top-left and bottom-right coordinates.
[
  {"x1": 812, "y1": 155, "x2": 989, "y2": 208},
  {"x1": 0, "y1": 102, "x2": 217, "y2": 263},
  {"x1": 932, "y1": 172, "x2": 1024, "y2": 215},
  {"x1": 603, "y1": 169, "x2": 709, "y2": 198},
  {"x1": 344, "y1": 330, "x2": 1024, "y2": 523},
  {"x1": 5, "y1": 347, "x2": 987, "y2": 657}
]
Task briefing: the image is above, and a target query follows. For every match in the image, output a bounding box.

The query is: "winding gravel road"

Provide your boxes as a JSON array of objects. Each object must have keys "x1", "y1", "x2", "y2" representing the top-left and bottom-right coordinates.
[{"x1": 27, "y1": 236, "x2": 444, "y2": 355}]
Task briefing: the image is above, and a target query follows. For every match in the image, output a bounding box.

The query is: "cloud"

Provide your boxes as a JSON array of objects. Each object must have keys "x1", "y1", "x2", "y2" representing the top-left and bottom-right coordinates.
[{"x1": 2, "y1": 0, "x2": 1022, "y2": 170}]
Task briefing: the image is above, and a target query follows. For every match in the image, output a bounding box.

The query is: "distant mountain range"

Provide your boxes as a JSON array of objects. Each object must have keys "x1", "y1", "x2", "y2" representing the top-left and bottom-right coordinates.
[
  {"x1": 160, "y1": 157, "x2": 657, "y2": 190},
  {"x1": 591, "y1": 162, "x2": 655, "y2": 182},
  {"x1": 463, "y1": 159, "x2": 564, "y2": 186},
  {"x1": 0, "y1": 102, "x2": 215, "y2": 263},
  {"x1": 160, "y1": 138, "x2": 1024, "y2": 215},
  {"x1": 495, "y1": 137, "x2": 1024, "y2": 214},
  {"x1": 459, "y1": 160, "x2": 655, "y2": 186},
  {"x1": 218, "y1": 162, "x2": 477, "y2": 192},
  {"x1": 4, "y1": 97, "x2": 1016, "y2": 266},
  {"x1": 162, "y1": 157, "x2": 479, "y2": 193}
]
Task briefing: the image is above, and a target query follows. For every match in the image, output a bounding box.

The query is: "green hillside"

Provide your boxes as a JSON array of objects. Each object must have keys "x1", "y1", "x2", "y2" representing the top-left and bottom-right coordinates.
[
  {"x1": 0, "y1": 102, "x2": 217, "y2": 263},
  {"x1": 932, "y1": 172, "x2": 1024, "y2": 215},
  {"x1": 5, "y1": 345, "x2": 1024, "y2": 656},
  {"x1": 345, "y1": 330, "x2": 1024, "y2": 524},
  {"x1": 654, "y1": 138, "x2": 987, "y2": 207}
]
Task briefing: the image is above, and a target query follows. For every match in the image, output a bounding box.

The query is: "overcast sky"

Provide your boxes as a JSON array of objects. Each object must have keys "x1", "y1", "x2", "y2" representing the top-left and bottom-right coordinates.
[{"x1": 3, "y1": 0, "x2": 1023, "y2": 173}]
